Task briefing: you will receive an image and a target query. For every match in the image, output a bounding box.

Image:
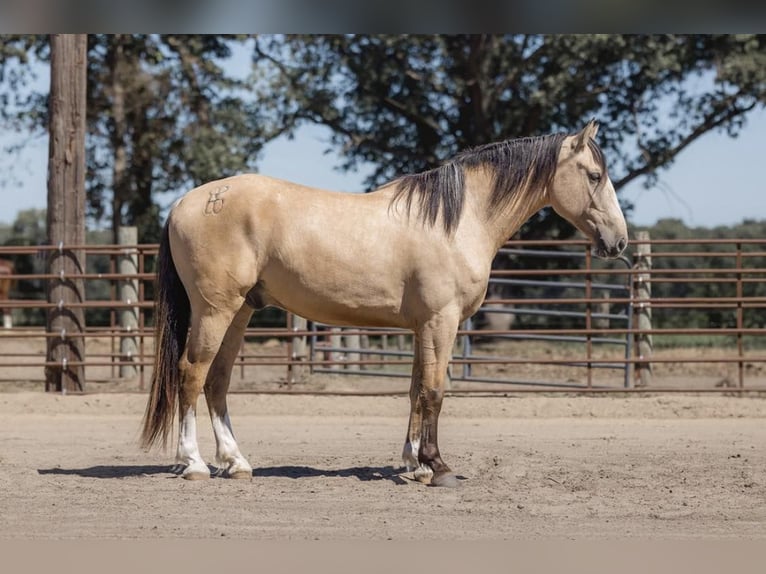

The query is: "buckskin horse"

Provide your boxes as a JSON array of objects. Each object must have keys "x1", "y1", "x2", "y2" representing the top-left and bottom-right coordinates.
[{"x1": 141, "y1": 120, "x2": 628, "y2": 487}]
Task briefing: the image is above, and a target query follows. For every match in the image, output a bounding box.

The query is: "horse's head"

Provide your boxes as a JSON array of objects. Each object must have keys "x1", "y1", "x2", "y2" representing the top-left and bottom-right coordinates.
[{"x1": 548, "y1": 120, "x2": 628, "y2": 259}]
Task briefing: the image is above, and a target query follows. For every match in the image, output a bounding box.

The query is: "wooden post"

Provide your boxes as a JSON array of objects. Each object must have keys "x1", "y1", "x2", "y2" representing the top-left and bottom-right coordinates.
[
  {"x1": 634, "y1": 231, "x2": 653, "y2": 387},
  {"x1": 287, "y1": 314, "x2": 308, "y2": 382},
  {"x1": 117, "y1": 226, "x2": 138, "y2": 378},
  {"x1": 0, "y1": 259, "x2": 13, "y2": 328},
  {"x1": 329, "y1": 327, "x2": 342, "y2": 370},
  {"x1": 585, "y1": 248, "x2": 593, "y2": 389},
  {"x1": 344, "y1": 333, "x2": 361, "y2": 371},
  {"x1": 45, "y1": 34, "x2": 87, "y2": 393},
  {"x1": 360, "y1": 334, "x2": 370, "y2": 371},
  {"x1": 735, "y1": 243, "x2": 744, "y2": 388}
]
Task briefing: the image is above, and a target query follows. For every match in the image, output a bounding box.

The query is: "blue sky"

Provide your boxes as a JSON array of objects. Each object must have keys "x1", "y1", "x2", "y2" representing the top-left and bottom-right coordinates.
[{"x1": 1, "y1": 48, "x2": 764, "y2": 229}]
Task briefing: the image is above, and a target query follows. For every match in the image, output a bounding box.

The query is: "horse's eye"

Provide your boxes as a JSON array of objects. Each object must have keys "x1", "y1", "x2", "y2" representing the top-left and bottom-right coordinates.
[{"x1": 587, "y1": 171, "x2": 602, "y2": 184}]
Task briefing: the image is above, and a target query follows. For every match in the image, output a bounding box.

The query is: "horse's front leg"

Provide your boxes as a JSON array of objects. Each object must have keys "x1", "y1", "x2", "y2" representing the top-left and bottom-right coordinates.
[
  {"x1": 404, "y1": 311, "x2": 460, "y2": 487},
  {"x1": 402, "y1": 343, "x2": 423, "y2": 472}
]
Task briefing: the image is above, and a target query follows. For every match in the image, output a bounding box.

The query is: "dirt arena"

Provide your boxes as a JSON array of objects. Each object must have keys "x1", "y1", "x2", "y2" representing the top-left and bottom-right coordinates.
[{"x1": 0, "y1": 390, "x2": 764, "y2": 541}]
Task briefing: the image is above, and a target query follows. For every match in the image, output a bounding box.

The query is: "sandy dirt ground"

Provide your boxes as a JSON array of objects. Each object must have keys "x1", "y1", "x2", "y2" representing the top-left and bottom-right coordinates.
[{"x1": 0, "y1": 391, "x2": 764, "y2": 541}]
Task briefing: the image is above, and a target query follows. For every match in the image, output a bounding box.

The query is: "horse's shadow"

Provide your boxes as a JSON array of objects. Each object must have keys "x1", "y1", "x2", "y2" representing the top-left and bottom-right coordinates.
[
  {"x1": 37, "y1": 464, "x2": 410, "y2": 484},
  {"x1": 38, "y1": 465, "x2": 175, "y2": 479},
  {"x1": 252, "y1": 465, "x2": 408, "y2": 484}
]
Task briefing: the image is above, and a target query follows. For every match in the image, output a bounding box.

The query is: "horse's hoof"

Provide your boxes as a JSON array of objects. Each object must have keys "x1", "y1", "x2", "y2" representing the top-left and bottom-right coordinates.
[
  {"x1": 181, "y1": 462, "x2": 211, "y2": 480},
  {"x1": 430, "y1": 471, "x2": 460, "y2": 488},
  {"x1": 182, "y1": 470, "x2": 210, "y2": 481},
  {"x1": 413, "y1": 464, "x2": 434, "y2": 484},
  {"x1": 227, "y1": 470, "x2": 252, "y2": 480}
]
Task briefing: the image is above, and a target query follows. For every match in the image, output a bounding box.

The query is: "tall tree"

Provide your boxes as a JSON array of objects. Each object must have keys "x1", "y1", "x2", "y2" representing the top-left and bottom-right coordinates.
[
  {"x1": 4, "y1": 35, "x2": 765, "y2": 243},
  {"x1": 257, "y1": 34, "x2": 766, "y2": 240}
]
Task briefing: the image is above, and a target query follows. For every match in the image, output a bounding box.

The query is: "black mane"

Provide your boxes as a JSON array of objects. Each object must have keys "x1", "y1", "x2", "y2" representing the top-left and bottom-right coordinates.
[{"x1": 391, "y1": 132, "x2": 604, "y2": 234}]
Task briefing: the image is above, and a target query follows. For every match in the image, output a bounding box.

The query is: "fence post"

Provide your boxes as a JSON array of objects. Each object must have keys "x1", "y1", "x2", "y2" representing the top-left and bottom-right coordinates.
[
  {"x1": 45, "y1": 34, "x2": 87, "y2": 393},
  {"x1": 344, "y1": 332, "x2": 361, "y2": 371},
  {"x1": 0, "y1": 260, "x2": 13, "y2": 328},
  {"x1": 288, "y1": 313, "x2": 308, "y2": 382},
  {"x1": 735, "y1": 242, "x2": 744, "y2": 388},
  {"x1": 117, "y1": 226, "x2": 138, "y2": 378},
  {"x1": 634, "y1": 231, "x2": 653, "y2": 387},
  {"x1": 584, "y1": 248, "x2": 595, "y2": 388},
  {"x1": 329, "y1": 327, "x2": 342, "y2": 370}
]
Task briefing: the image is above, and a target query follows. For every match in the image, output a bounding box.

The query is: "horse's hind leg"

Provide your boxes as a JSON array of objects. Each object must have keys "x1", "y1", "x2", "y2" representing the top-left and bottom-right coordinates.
[
  {"x1": 204, "y1": 303, "x2": 254, "y2": 479},
  {"x1": 175, "y1": 304, "x2": 240, "y2": 480}
]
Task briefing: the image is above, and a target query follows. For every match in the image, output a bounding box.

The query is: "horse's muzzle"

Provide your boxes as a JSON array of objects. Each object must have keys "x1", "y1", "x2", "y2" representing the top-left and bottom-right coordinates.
[{"x1": 593, "y1": 235, "x2": 628, "y2": 259}]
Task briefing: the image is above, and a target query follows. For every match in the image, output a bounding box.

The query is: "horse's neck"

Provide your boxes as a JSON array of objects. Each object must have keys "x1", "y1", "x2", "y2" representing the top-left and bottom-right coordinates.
[{"x1": 466, "y1": 170, "x2": 548, "y2": 254}]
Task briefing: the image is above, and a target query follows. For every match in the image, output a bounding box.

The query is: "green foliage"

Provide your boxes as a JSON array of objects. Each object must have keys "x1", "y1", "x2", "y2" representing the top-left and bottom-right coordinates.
[
  {"x1": 3, "y1": 34, "x2": 764, "y2": 245},
  {"x1": 1, "y1": 208, "x2": 47, "y2": 326}
]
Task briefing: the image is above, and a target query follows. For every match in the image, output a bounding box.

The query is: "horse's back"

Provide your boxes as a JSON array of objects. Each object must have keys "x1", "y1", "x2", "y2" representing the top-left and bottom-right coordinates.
[{"x1": 170, "y1": 173, "x2": 380, "y2": 235}]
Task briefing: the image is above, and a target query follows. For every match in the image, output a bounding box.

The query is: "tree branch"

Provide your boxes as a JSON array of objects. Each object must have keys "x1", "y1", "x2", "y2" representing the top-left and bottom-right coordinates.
[
  {"x1": 164, "y1": 35, "x2": 210, "y2": 125},
  {"x1": 613, "y1": 98, "x2": 758, "y2": 190},
  {"x1": 380, "y1": 95, "x2": 442, "y2": 134}
]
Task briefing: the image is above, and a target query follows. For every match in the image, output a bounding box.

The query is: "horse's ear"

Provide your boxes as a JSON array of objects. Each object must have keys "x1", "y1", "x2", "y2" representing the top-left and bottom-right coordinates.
[{"x1": 574, "y1": 119, "x2": 599, "y2": 152}]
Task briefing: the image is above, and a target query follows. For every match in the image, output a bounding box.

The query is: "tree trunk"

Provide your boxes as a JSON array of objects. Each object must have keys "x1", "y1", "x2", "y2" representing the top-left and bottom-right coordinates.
[
  {"x1": 109, "y1": 35, "x2": 128, "y2": 245},
  {"x1": 46, "y1": 34, "x2": 88, "y2": 393}
]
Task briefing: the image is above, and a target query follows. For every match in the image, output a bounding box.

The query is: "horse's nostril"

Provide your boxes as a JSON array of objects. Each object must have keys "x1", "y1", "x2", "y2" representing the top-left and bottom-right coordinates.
[{"x1": 616, "y1": 238, "x2": 627, "y2": 253}]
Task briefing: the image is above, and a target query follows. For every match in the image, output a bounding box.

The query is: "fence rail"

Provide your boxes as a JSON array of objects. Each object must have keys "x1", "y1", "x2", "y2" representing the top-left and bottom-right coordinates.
[{"x1": 1, "y1": 237, "x2": 765, "y2": 393}]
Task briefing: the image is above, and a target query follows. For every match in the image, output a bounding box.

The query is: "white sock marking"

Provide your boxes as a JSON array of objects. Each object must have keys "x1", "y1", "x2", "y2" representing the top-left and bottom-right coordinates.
[
  {"x1": 211, "y1": 411, "x2": 252, "y2": 475},
  {"x1": 176, "y1": 406, "x2": 205, "y2": 468}
]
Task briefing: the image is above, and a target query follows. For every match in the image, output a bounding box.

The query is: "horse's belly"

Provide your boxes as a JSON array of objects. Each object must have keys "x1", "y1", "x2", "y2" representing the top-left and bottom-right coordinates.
[{"x1": 259, "y1": 273, "x2": 409, "y2": 329}]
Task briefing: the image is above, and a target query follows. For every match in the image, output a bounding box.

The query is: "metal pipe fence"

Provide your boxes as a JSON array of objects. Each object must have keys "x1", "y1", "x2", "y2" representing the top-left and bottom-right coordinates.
[{"x1": 0, "y1": 237, "x2": 765, "y2": 393}]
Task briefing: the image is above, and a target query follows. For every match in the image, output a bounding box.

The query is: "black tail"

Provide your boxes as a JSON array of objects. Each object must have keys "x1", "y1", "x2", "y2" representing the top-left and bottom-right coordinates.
[{"x1": 140, "y1": 222, "x2": 190, "y2": 449}]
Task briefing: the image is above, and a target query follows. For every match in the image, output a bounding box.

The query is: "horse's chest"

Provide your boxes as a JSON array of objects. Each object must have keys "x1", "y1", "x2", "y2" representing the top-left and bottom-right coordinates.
[
  {"x1": 451, "y1": 267, "x2": 491, "y2": 321},
  {"x1": 461, "y1": 287, "x2": 489, "y2": 321}
]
